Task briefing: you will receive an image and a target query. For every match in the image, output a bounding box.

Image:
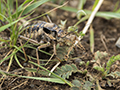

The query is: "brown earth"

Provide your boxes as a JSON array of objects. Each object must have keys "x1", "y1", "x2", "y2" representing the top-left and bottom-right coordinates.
[{"x1": 0, "y1": 0, "x2": 120, "y2": 90}]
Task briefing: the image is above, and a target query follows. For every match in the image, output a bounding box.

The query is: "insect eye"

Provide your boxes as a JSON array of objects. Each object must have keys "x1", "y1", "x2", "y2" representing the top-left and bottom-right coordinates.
[{"x1": 43, "y1": 27, "x2": 51, "y2": 34}]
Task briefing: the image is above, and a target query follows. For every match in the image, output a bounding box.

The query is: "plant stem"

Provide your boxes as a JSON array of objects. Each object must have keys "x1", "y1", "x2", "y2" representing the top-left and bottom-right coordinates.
[{"x1": 74, "y1": 0, "x2": 104, "y2": 46}]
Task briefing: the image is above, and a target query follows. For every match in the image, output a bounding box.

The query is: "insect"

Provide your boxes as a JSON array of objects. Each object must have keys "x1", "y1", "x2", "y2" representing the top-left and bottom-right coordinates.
[{"x1": 19, "y1": 17, "x2": 65, "y2": 69}]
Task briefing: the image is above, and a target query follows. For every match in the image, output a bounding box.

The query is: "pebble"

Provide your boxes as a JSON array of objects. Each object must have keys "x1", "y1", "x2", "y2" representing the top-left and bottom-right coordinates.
[
  {"x1": 115, "y1": 37, "x2": 120, "y2": 48},
  {"x1": 69, "y1": 0, "x2": 78, "y2": 7},
  {"x1": 75, "y1": 58, "x2": 82, "y2": 64},
  {"x1": 23, "y1": 63, "x2": 27, "y2": 66},
  {"x1": 30, "y1": 84, "x2": 35, "y2": 88}
]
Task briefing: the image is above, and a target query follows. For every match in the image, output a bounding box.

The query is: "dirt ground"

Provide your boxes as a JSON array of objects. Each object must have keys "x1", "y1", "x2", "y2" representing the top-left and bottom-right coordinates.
[{"x1": 0, "y1": 0, "x2": 120, "y2": 90}]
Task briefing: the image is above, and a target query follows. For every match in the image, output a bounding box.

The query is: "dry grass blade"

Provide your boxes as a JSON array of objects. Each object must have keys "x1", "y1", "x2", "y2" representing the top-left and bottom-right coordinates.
[
  {"x1": 19, "y1": 39, "x2": 28, "y2": 63},
  {"x1": 0, "y1": 49, "x2": 12, "y2": 65},
  {"x1": 46, "y1": 1, "x2": 68, "y2": 14},
  {"x1": 49, "y1": 62, "x2": 61, "y2": 76},
  {"x1": 90, "y1": 26, "x2": 94, "y2": 53},
  {"x1": 75, "y1": 0, "x2": 104, "y2": 45},
  {"x1": 100, "y1": 34, "x2": 108, "y2": 52},
  {"x1": 11, "y1": 80, "x2": 28, "y2": 90},
  {"x1": 18, "y1": 0, "x2": 34, "y2": 18}
]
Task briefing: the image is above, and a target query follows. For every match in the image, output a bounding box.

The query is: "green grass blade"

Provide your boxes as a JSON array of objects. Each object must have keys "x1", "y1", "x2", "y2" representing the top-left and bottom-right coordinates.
[
  {"x1": 0, "y1": 70, "x2": 65, "y2": 84},
  {"x1": 92, "y1": 0, "x2": 99, "y2": 11},
  {"x1": 9, "y1": 0, "x2": 14, "y2": 11},
  {"x1": 22, "y1": 0, "x2": 34, "y2": 5},
  {"x1": 0, "y1": 41, "x2": 4, "y2": 45},
  {"x1": 0, "y1": 46, "x2": 26, "y2": 64},
  {"x1": 0, "y1": 0, "x2": 1, "y2": 19},
  {"x1": 14, "y1": 54, "x2": 24, "y2": 68},
  {"x1": 0, "y1": 13, "x2": 9, "y2": 22},
  {"x1": 77, "y1": 0, "x2": 86, "y2": 19},
  {"x1": 7, "y1": 53, "x2": 14, "y2": 71},
  {"x1": 113, "y1": 1, "x2": 119, "y2": 12},
  {"x1": 0, "y1": 15, "x2": 27, "y2": 32},
  {"x1": 12, "y1": 0, "x2": 34, "y2": 18},
  {"x1": 116, "y1": 9, "x2": 120, "y2": 13},
  {"x1": 20, "y1": 76, "x2": 65, "y2": 84},
  {"x1": 92, "y1": 11, "x2": 120, "y2": 19},
  {"x1": 15, "y1": 0, "x2": 18, "y2": 20},
  {"x1": 22, "y1": 0, "x2": 49, "y2": 15},
  {"x1": 0, "y1": 37, "x2": 10, "y2": 43},
  {"x1": 12, "y1": 0, "x2": 49, "y2": 18},
  {"x1": 47, "y1": 4, "x2": 120, "y2": 19},
  {"x1": 0, "y1": 50, "x2": 15, "y2": 64},
  {"x1": 62, "y1": 6, "x2": 120, "y2": 19},
  {"x1": 0, "y1": 46, "x2": 7, "y2": 49},
  {"x1": 29, "y1": 61, "x2": 73, "y2": 86},
  {"x1": 24, "y1": 45, "x2": 52, "y2": 56},
  {"x1": 106, "y1": 55, "x2": 120, "y2": 73},
  {"x1": 13, "y1": 45, "x2": 23, "y2": 52},
  {"x1": 0, "y1": 58, "x2": 72, "y2": 85},
  {"x1": 81, "y1": 10, "x2": 120, "y2": 19},
  {"x1": 74, "y1": 15, "x2": 89, "y2": 27},
  {"x1": 18, "y1": 54, "x2": 51, "y2": 66},
  {"x1": 78, "y1": 0, "x2": 86, "y2": 10},
  {"x1": 61, "y1": 6, "x2": 78, "y2": 12},
  {"x1": 90, "y1": 27, "x2": 94, "y2": 53},
  {"x1": 7, "y1": 0, "x2": 13, "y2": 23}
]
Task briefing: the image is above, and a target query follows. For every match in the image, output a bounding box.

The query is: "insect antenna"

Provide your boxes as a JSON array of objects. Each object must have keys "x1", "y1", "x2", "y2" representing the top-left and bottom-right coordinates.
[
  {"x1": 45, "y1": 14, "x2": 52, "y2": 23},
  {"x1": 60, "y1": 29, "x2": 78, "y2": 39}
]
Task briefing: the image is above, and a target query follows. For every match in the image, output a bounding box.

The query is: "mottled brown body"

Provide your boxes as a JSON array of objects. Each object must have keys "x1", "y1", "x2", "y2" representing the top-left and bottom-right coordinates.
[{"x1": 21, "y1": 21, "x2": 63, "y2": 44}]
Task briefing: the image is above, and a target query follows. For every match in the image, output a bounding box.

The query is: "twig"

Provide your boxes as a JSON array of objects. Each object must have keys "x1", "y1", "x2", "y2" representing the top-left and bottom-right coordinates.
[
  {"x1": 100, "y1": 34, "x2": 108, "y2": 52},
  {"x1": 11, "y1": 80, "x2": 28, "y2": 90},
  {"x1": 49, "y1": 62, "x2": 61, "y2": 76},
  {"x1": 74, "y1": 0, "x2": 104, "y2": 45},
  {"x1": 45, "y1": 1, "x2": 68, "y2": 14},
  {"x1": 7, "y1": 78, "x2": 18, "y2": 86}
]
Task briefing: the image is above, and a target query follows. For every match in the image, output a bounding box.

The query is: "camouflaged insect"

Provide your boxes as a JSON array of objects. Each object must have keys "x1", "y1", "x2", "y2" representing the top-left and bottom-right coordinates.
[
  {"x1": 18, "y1": 20, "x2": 66, "y2": 69},
  {"x1": 20, "y1": 21, "x2": 64, "y2": 44}
]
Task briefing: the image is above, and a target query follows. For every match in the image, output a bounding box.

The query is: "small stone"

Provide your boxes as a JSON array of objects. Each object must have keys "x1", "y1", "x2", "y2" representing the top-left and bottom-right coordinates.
[
  {"x1": 71, "y1": 13, "x2": 76, "y2": 18},
  {"x1": 30, "y1": 84, "x2": 34, "y2": 88},
  {"x1": 23, "y1": 63, "x2": 27, "y2": 66},
  {"x1": 63, "y1": 12, "x2": 69, "y2": 17},
  {"x1": 75, "y1": 58, "x2": 82, "y2": 64},
  {"x1": 69, "y1": 0, "x2": 78, "y2": 7},
  {"x1": 3, "y1": 63, "x2": 6, "y2": 66},
  {"x1": 115, "y1": 37, "x2": 120, "y2": 48}
]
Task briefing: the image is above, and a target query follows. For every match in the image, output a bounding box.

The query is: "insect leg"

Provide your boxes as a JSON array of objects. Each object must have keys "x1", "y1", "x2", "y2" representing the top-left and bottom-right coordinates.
[
  {"x1": 64, "y1": 45, "x2": 74, "y2": 61},
  {"x1": 19, "y1": 35, "x2": 39, "y2": 44},
  {"x1": 65, "y1": 41, "x2": 85, "y2": 61},
  {"x1": 45, "y1": 41, "x2": 57, "y2": 65},
  {"x1": 77, "y1": 41, "x2": 85, "y2": 50},
  {"x1": 18, "y1": 35, "x2": 41, "y2": 64},
  {"x1": 36, "y1": 42, "x2": 51, "y2": 70},
  {"x1": 48, "y1": 43, "x2": 63, "y2": 76},
  {"x1": 53, "y1": 41, "x2": 57, "y2": 55},
  {"x1": 19, "y1": 39, "x2": 28, "y2": 63}
]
